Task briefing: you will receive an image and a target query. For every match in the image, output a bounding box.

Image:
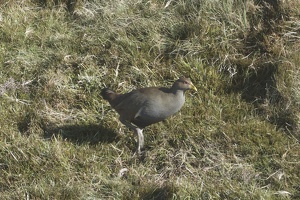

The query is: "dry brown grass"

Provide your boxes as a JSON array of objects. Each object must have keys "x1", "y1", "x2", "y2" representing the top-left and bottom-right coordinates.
[{"x1": 0, "y1": 0, "x2": 299, "y2": 199}]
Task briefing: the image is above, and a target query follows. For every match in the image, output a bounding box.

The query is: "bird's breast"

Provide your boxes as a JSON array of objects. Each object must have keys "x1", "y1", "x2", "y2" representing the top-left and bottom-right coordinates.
[{"x1": 141, "y1": 93, "x2": 185, "y2": 119}]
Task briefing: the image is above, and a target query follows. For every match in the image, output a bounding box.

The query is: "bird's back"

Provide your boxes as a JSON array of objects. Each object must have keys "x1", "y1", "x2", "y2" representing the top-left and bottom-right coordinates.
[{"x1": 102, "y1": 87, "x2": 185, "y2": 128}]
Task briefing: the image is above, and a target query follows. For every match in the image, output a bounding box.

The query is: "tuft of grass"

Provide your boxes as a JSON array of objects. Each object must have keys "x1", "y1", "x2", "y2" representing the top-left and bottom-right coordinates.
[{"x1": 0, "y1": 0, "x2": 299, "y2": 199}]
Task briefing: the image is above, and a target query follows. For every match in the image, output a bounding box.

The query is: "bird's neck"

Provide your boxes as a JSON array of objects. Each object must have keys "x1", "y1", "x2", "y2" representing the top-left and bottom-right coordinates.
[
  {"x1": 170, "y1": 86, "x2": 185, "y2": 95},
  {"x1": 169, "y1": 89, "x2": 185, "y2": 111}
]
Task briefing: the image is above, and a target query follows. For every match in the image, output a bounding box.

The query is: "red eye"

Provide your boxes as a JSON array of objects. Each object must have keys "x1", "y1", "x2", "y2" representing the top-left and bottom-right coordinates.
[{"x1": 183, "y1": 81, "x2": 188, "y2": 84}]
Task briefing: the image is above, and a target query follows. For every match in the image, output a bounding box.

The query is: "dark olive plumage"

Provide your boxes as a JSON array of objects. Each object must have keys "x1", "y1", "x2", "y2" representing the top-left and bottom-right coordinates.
[{"x1": 101, "y1": 77, "x2": 197, "y2": 154}]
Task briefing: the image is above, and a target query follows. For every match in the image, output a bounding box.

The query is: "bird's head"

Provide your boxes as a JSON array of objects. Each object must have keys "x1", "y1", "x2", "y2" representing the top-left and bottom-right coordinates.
[{"x1": 173, "y1": 76, "x2": 197, "y2": 92}]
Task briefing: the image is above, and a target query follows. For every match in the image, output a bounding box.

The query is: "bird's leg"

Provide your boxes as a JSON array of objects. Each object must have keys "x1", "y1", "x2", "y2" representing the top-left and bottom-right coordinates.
[
  {"x1": 135, "y1": 128, "x2": 144, "y2": 154},
  {"x1": 119, "y1": 116, "x2": 144, "y2": 154},
  {"x1": 119, "y1": 116, "x2": 137, "y2": 131}
]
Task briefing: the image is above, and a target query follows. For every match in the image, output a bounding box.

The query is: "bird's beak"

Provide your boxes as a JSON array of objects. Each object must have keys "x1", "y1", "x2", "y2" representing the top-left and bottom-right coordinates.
[{"x1": 190, "y1": 83, "x2": 197, "y2": 92}]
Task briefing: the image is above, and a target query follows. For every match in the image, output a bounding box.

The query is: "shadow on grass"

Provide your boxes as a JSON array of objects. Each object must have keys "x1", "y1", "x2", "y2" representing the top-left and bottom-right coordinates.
[
  {"x1": 227, "y1": 61, "x2": 296, "y2": 132},
  {"x1": 43, "y1": 123, "x2": 118, "y2": 145},
  {"x1": 139, "y1": 183, "x2": 176, "y2": 200},
  {"x1": 228, "y1": 62, "x2": 280, "y2": 104}
]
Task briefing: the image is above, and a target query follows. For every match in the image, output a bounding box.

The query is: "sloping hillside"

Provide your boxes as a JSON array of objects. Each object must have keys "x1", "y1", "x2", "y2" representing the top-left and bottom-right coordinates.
[{"x1": 0, "y1": 0, "x2": 299, "y2": 199}]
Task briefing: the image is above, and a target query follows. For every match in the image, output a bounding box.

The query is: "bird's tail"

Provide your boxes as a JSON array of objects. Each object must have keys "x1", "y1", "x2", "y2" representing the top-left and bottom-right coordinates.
[{"x1": 101, "y1": 88, "x2": 118, "y2": 104}]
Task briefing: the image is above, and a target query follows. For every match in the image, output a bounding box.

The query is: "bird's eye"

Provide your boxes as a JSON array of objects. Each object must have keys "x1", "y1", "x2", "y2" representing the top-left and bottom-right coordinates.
[{"x1": 183, "y1": 81, "x2": 188, "y2": 84}]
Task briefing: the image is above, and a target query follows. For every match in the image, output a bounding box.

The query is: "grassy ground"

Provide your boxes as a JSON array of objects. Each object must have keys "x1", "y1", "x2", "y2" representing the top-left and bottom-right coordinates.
[{"x1": 0, "y1": 0, "x2": 300, "y2": 199}]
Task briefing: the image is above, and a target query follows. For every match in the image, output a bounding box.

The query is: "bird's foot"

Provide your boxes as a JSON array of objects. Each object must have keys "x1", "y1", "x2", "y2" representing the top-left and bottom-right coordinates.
[{"x1": 132, "y1": 147, "x2": 145, "y2": 158}]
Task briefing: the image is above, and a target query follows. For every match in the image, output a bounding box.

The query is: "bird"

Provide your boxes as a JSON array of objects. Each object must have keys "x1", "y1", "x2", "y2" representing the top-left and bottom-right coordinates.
[{"x1": 101, "y1": 76, "x2": 197, "y2": 154}]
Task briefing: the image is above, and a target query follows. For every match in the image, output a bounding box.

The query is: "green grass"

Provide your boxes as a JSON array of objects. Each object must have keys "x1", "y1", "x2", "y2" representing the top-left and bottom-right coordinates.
[{"x1": 0, "y1": 0, "x2": 300, "y2": 199}]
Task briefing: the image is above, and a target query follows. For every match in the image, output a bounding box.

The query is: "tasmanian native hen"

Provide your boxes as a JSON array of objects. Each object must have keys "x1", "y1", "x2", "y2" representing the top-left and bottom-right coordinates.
[{"x1": 101, "y1": 77, "x2": 197, "y2": 154}]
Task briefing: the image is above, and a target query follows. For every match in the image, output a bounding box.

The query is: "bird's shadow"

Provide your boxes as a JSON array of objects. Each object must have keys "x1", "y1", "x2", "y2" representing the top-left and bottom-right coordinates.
[{"x1": 43, "y1": 123, "x2": 118, "y2": 145}]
